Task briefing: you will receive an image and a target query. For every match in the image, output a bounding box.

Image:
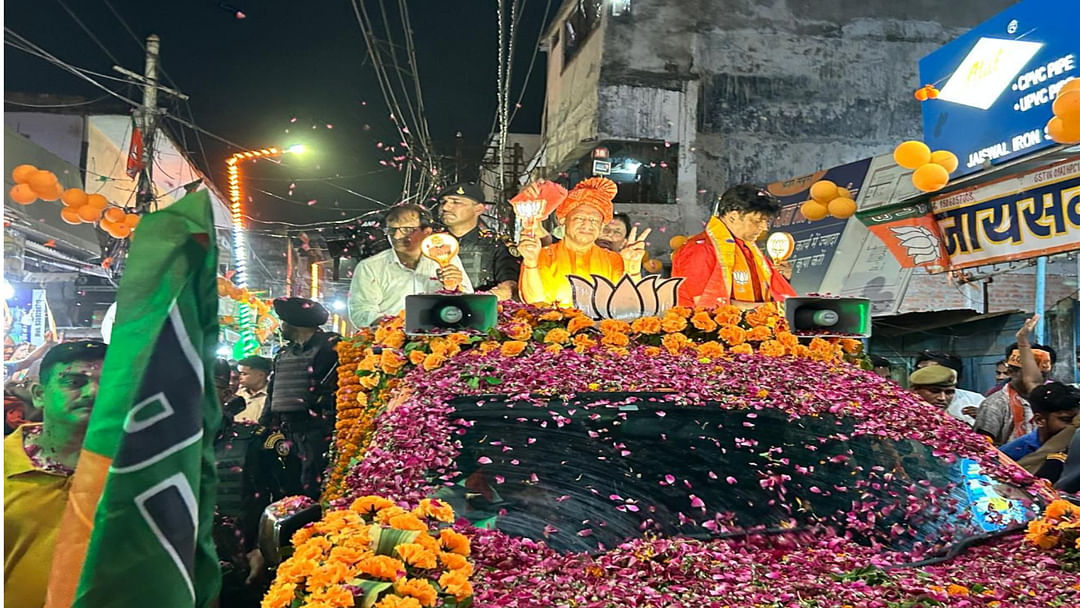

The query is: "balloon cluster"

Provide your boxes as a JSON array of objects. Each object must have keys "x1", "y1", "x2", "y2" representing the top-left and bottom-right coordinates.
[
  {"x1": 913, "y1": 84, "x2": 940, "y2": 101},
  {"x1": 799, "y1": 180, "x2": 856, "y2": 221},
  {"x1": 216, "y1": 277, "x2": 278, "y2": 342},
  {"x1": 892, "y1": 141, "x2": 958, "y2": 193},
  {"x1": 1047, "y1": 79, "x2": 1080, "y2": 144},
  {"x1": 9, "y1": 164, "x2": 140, "y2": 239}
]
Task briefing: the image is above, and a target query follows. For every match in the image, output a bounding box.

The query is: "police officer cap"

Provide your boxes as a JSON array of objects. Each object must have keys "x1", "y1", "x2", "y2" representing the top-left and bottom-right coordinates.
[
  {"x1": 40, "y1": 340, "x2": 106, "y2": 378},
  {"x1": 273, "y1": 297, "x2": 329, "y2": 327},
  {"x1": 437, "y1": 182, "x2": 486, "y2": 205},
  {"x1": 909, "y1": 365, "x2": 957, "y2": 388}
]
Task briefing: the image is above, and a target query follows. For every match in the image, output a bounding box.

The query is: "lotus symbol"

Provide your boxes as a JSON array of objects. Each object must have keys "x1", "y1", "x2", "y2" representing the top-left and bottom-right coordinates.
[
  {"x1": 566, "y1": 274, "x2": 684, "y2": 320},
  {"x1": 890, "y1": 225, "x2": 942, "y2": 265}
]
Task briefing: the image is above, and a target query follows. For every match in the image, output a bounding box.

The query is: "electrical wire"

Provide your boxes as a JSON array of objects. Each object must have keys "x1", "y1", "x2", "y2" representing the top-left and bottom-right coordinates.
[
  {"x1": 55, "y1": 0, "x2": 123, "y2": 65},
  {"x1": 4, "y1": 94, "x2": 112, "y2": 108}
]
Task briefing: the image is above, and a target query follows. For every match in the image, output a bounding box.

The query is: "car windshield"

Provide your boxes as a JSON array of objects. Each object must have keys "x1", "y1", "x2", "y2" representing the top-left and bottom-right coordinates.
[{"x1": 435, "y1": 392, "x2": 1043, "y2": 555}]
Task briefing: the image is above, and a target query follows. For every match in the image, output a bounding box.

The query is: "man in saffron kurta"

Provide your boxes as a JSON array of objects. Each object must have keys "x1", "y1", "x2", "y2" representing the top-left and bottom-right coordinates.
[
  {"x1": 519, "y1": 177, "x2": 650, "y2": 307},
  {"x1": 673, "y1": 184, "x2": 795, "y2": 309}
]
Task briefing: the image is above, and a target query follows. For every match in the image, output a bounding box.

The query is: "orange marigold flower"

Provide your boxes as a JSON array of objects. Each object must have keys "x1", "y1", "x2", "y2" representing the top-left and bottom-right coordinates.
[
  {"x1": 598, "y1": 319, "x2": 631, "y2": 334},
  {"x1": 1044, "y1": 499, "x2": 1076, "y2": 521},
  {"x1": 291, "y1": 525, "x2": 315, "y2": 546},
  {"x1": 539, "y1": 310, "x2": 565, "y2": 321},
  {"x1": 718, "y1": 324, "x2": 746, "y2": 346},
  {"x1": 358, "y1": 353, "x2": 381, "y2": 372},
  {"x1": 713, "y1": 305, "x2": 742, "y2": 327},
  {"x1": 356, "y1": 391, "x2": 369, "y2": 406},
  {"x1": 447, "y1": 332, "x2": 470, "y2": 345},
  {"x1": 408, "y1": 350, "x2": 427, "y2": 365},
  {"x1": 437, "y1": 570, "x2": 473, "y2": 601},
  {"x1": 630, "y1": 316, "x2": 662, "y2": 334},
  {"x1": 413, "y1": 498, "x2": 455, "y2": 523},
  {"x1": 759, "y1": 340, "x2": 786, "y2": 357},
  {"x1": 273, "y1": 559, "x2": 307, "y2": 584},
  {"x1": 387, "y1": 513, "x2": 428, "y2": 532},
  {"x1": 382, "y1": 329, "x2": 407, "y2": 350},
  {"x1": 746, "y1": 326, "x2": 772, "y2": 342},
  {"x1": 946, "y1": 585, "x2": 969, "y2": 596},
  {"x1": 478, "y1": 340, "x2": 500, "y2": 354},
  {"x1": 545, "y1": 344, "x2": 564, "y2": 355},
  {"x1": 1025, "y1": 519, "x2": 1059, "y2": 549},
  {"x1": 500, "y1": 341, "x2": 528, "y2": 357},
  {"x1": 261, "y1": 582, "x2": 298, "y2": 608},
  {"x1": 439, "y1": 551, "x2": 474, "y2": 575},
  {"x1": 359, "y1": 373, "x2": 382, "y2": 390},
  {"x1": 776, "y1": 331, "x2": 798, "y2": 348},
  {"x1": 357, "y1": 555, "x2": 406, "y2": 581},
  {"x1": 422, "y1": 353, "x2": 446, "y2": 371},
  {"x1": 428, "y1": 337, "x2": 461, "y2": 358},
  {"x1": 643, "y1": 346, "x2": 663, "y2": 357},
  {"x1": 393, "y1": 578, "x2": 438, "y2": 607},
  {"x1": 374, "y1": 595, "x2": 422, "y2": 608},
  {"x1": 572, "y1": 334, "x2": 597, "y2": 352},
  {"x1": 311, "y1": 584, "x2": 356, "y2": 607},
  {"x1": 840, "y1": 338, "x2": 863, "y2": 354},
  {"x1": 329, "y1": 546, "x2": 366, "y2": 566},
  {"x1": 543, "y1": 328, "x2": 570, "y2": 344},
  {"x1": 413, "y1": 532, "x2": 441, "y2": 553},
  {"x1": 567, "y1": 315, "x2": 596, "y2": 334},
  {"x1": 395, "y1": 543, "x2": 438, "y2": 569},
  {"x1": 351, "y1": 496, "x2": 397, "y2": 518},
  {"x1": 660, "y1": 314, "x2": 688, "y2": 333},
  {"x1": 661, "y1": 332, "x2": 691, "y2": 354},
  {"x1": 696, "y1": 341, "x2": 726, "y2": 359},
  {"x1": 308, "y1": 561, "x2": 351, "y2": 590},
  {"x1": 730, "y1": 343, "x2": 754, "y2": 356},
  {"x1": 668, "y1": 306, "x2": 692, "y2": 318},
  {"x1": 690, "y1": 312, "x2": 718, "y2": 332},
  {"x1": 792, "y1": 344, "x2": 811, "y2": 358},
  {"x1": 439, "y1": 529, "x2": 471, "y2": 556},
  {"x1": 380, "y1": 350, "x2": 406, "y2": 375},
  {"x1": 601, "y1": 331, "x2": 630, "y2": 347},
  {"x1": 504, "y1": 322, "x2": 533, "y2": 341}
]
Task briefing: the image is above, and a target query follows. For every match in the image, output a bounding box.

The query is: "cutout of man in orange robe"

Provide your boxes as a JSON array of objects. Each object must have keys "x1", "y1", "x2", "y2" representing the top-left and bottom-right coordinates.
[
  {"x1": 672, "y1": 184, "x2": 796, "y2": 310},
  {"x1": 518, "y1": 178, "x2": 651, "y2": 307}
]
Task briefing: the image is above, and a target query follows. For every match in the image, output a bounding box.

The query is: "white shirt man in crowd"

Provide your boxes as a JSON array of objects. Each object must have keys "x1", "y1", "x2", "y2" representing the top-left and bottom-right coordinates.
[
  {"x1": 234, "y1": 356, "x2": 271, "y2": 423},
  {"x1": 348, "y1": 204, "x2": 472, "y2": 327}
]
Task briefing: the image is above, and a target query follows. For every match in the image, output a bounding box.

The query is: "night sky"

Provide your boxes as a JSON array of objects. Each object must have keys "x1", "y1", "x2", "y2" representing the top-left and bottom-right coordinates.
[{"x1": 5, "y1": 0, "x2": 559, "y2": 225}]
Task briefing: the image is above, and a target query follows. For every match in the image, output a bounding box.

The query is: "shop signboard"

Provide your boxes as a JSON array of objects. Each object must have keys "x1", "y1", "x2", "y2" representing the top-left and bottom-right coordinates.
[
  {"x1": 29, "y1": 289, "x2": 48, "y2": 346},
  {"x1": 919, "y1": 0, "x2": 1080, "y2": 178},
  {"x1": 932, "y1": 156, "x2": 1080, "y2": 270},
  {"x1": 767, "y1": 158, "x2": 872, "y2": 294}
]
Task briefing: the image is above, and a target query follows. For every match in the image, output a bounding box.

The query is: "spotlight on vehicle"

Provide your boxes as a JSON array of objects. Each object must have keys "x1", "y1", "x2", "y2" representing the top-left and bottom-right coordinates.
[
  {"x1": 332, "y1": 299, "x2": 346, "y2": 312},
  {"x1": 286, "y1": 144, "x2": 307, "y2": 155}
]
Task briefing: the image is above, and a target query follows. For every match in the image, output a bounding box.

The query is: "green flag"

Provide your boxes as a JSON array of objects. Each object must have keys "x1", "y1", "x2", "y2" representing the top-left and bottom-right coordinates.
[{"x1": 46, "y1": 191, "x2": 222, "y2": 607}]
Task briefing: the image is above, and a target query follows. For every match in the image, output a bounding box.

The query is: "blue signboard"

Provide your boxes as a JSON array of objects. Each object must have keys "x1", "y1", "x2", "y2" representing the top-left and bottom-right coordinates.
[
  {"x1": 919, "y1": 0, "x2": 1080, "y2": 178},
  {"x1": 767, "y1": 158, "x2": 872, "y2": 295}
]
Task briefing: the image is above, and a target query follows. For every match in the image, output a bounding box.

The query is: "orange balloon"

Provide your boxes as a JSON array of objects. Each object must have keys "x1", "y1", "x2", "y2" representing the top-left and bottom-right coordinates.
[
  {"x1": 1053, "y1": 90, "x2": 1080, "y2": 121},
  {"x1": 1060, "y1": 79, "x2": 1080, "y2": 96},
  {"x1": 809, "y1": 180, "x2": 838, "y2": 203},
  {"x1": 85, "y1": 193, "x2": 109, "y2": 209},
  {"x1": 1047, "y1": 116, "x2": 1080, "y2": 144},
  {"x1": 800, "y1": 200, "x2": 829, "y2": 221},
  {"x1": 61, "y1": 188, "x2": 88, "y2": 207},
  {"x1": 668, "y1": 235, "x2": 688, "y2": 251},
  {"x1": 123, "y1": 213, "x2": 141, "y2": 228},
  {"x1": 77, "y1": 204, "x2": 104, "y2": 223},
  {"x1": 12, "y1": 164, "x2": 37, "y2": 184},
  {"x1": 27, "y1": 170, "x2": 58, "y2": 194},
  {"x1": 893, "y1": 140, "x2": 932, "y2": 170},
  {"x1": 60, "y1": 206, "x2": 83, "y2": 224},
  {"x1": 914, "y1": 88, "x2": 929, "y2": 101},
  {"x1": 106, "y1": 222, "x2": 131, "y2": 239},
  {"x1": 643, "y1": 258, "x2": 663, "y2": 274},
  {"x1": 38, "y1": 182, "x2": 64, "y2": 201},
  {"x1": 912, "y1": 163, "x2": 949, "y2": 192},
  {"x1": 827, "y1": 197, "x2": 857, "y2": 219},
  {"x1": 929, "y1": 150, "x2": 959, "y2": 173},
  {"x1": 836, "y1": 187, "x2": 852, "y2": 199},
  {"x1": 9, "y1": 184, "x2": 37, "y2": 205},
  {"x1": 103, "y1": 207, "x2": 126, "y2": 223}
]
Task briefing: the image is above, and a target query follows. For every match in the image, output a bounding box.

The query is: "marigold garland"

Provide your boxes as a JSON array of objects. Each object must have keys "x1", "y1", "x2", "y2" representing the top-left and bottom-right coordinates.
[{"x1": 263, "y1": 496, "x2": 472, "y2": 608}]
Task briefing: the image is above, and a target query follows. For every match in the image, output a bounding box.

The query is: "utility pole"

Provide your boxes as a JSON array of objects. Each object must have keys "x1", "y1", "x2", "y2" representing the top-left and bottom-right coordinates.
[{"x1": 137, "y1": 34, "x2": 160, "y2": 214}]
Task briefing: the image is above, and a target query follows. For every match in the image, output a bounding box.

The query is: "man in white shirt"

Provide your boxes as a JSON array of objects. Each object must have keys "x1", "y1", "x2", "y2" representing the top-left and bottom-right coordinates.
[
  {"x1": 234, "y1": 356, "x2": 271, "y2": 423},
  {"x1": 348, "y1": 204, "x2": 473, "y2": 327}
]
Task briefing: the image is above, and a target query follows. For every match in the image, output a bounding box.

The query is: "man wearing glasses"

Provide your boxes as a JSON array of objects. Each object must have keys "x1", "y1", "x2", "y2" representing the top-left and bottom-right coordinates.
[{"x1": 348, "y1": 203, "x2": 473, "y2": 327}]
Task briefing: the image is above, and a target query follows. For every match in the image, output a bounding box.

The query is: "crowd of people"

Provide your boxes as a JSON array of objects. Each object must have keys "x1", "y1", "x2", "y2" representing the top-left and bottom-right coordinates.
[{"x1": 4, "y1": 178, "x2": 1079, "y2": 607}]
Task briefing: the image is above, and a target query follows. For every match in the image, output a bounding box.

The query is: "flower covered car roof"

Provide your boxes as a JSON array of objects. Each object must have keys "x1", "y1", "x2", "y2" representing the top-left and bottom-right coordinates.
[{"x1": 264, "y1": 300, "x2": 1080, "y2": 608}]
